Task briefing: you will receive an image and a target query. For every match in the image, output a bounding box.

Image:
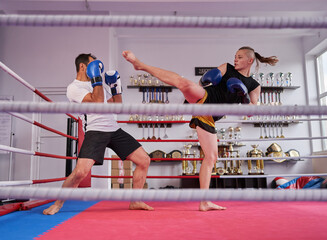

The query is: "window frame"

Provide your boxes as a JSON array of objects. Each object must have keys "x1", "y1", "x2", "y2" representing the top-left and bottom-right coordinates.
[{"x1": 315, "y1": 48, "x2": 327, "y2": 150}]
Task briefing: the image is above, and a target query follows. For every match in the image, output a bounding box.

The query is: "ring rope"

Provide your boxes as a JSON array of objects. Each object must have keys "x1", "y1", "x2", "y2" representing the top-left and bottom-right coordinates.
[
  {"x1": 0, "y1": 177, "x2": 67, "y2": 187},
  {"x1": 1, "y1": 144, "x2": 326, "y2": 162},
  {"x1": 0, "y1": 14, "x2": 327, "y2": 29},
  {"x1": 0, "y1": 144, "x2": 77, "y2": 159},
  {"x1": 0, "y1": 61, "x2": 78, "y2": 121},
  {"x1": 8, "y1": 112, "x2": 77, "y2": 140},
  {"x1": 1, "y1": 102, "x2": 327, "y2": 116},
  {"x1": 216, "y1": 118, "x2": 327, "y2": 123},
  {"x1": 120, "y1": 118, "x2": 327, "y2": 124},
  {"x1": 1, "y1": 173, "x2": 325, "y2": 187},
  {"x1": 1, "y1": 187, "x2": 326, "y2": 202},
  {"x1": 218, "y1": 136, "x2": 327, "y2": 142},
  {"x1": 136, "y1": 136, "x2": 327, "y2": 142},
  {"x1": 93, "y1": 173, "x2": 327, "y2": 179}
]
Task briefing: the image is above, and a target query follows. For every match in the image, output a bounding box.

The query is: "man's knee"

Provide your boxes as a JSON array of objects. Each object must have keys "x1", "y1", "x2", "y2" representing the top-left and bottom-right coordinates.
[
  {"x1": 138, "y1": 154, "x2": 151, "y2": 169},
  {"x1": 128, "y1": 147, "x2": 151, "y2": 169},
  {"x1": 133, "y1": 153, "x2": 150, "y2": 169},
  {"x1": 73, "y1": 167, "x2": 91, "y2": 181}
]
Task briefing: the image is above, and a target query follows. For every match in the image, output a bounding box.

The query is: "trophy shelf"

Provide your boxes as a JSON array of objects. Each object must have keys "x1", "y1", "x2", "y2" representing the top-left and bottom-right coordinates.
[
  {"x1": 242, "y1": 120, "x2": 302, "y2": 127},
  {"x1": 136, "y1": 139, "x2": 218, "y2": 142},
  {"x1": 218, "y1": 143, "x2": 246, "y2": 147},
  {"x1": 127, "y1": 85, "x2": 177, "y2": 92},
  {"x1": 264, "y1": 159, "x2": 304, "y2": 163},
  {"x1": 117, "y1": 120, "x2": 189, "y2": 128},
  {"x1": 261, "y1": 86, "x2": 300, "y2": 92}
]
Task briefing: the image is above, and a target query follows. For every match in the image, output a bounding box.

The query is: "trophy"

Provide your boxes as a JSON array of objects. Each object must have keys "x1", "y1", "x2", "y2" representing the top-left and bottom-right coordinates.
[
  {"x1": 259, "y1": 73, "x2": 265, "y2": 86},
  {"x1": 218, "y1": 128, "x2": 226, "y2": 140},
  {"x1": 275, "y1": 72, "x2": 284, "y2": 87},
  {"x1": 129, "y1": 75, "x2": 134, "y2": 85},
  {"x1": 222, "y1": 150, "x2": 229, "y2": 174},
  {"x1": 228, "y1": 127, "x2": 234, "y2": 140},
  {"x1": 234, "y1": 126, "x2": 242, "y2": 144},
  {"x1": 246, "y1": 144, "x2": 264, "y2": 175},
  {"x1": 266, "y1": 143, "x2": 286, "y2": 163},
  {"x1": 149, "y1": 150, "x2": 166, "y2": 162},
  {"x1": 266, "y1": 72, "x2": 274, "y2": 86},
  {"x1": 285, "y1": 72, "x2": 292, "y2": 86},
  {"x1": 182, "y1": 144, "x2": 195, "y2": 175},
  {"x1": 223, "y1": 143, "x2": 242, "y2": 175},
  {"x1": 182, "y1": 153, "x2": 189, "y2": 175}
]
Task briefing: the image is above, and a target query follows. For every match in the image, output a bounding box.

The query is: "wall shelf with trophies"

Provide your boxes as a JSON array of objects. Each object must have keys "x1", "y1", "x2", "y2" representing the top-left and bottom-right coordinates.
[
  {"x1": 261, "y1": 86, "x2": 300, "y2": 92},
  {"x1": 242, "y1": 120, "x2": 302, "y2": 128},
  {"x1": 127, "y1": 85, "x2": 176, "y2": 91},
  {"x1": 117, "y1": 120, "x2": 188, "y2": 128}
]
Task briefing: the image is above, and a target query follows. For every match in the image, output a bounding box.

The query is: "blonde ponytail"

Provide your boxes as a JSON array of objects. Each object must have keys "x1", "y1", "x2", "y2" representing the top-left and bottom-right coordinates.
[{"x1": 239, "y1": 46, "x2": 279, "y2": 71}]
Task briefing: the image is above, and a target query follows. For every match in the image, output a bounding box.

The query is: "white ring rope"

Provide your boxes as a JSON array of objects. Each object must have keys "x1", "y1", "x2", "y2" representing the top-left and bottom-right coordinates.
[
  {"x1": 0, "y1": 61, "x2": 35, "y2": 92},
  {"x1": 1, "y1": 143, "x2": 326, "y2": 162},
  {"x1": 0, "y1": 180, "x2": 33, "y2": 187},
  {"x1": 0, "y1": 173, "x2": 325, "y2": 187},
  {"x1": 0, "y1": 187, "x2": 326, "y2": 202},
  {"x1": 219, "y1": 136, "x2": 327, "y2": 143},
  {"x1": 1, "y1": 102, "x2": 327, "y2": 116},
  {"x1": 8, "y1": 112, "x2": 34, "y2": 124},
  {"x1": 0, "y1": 15, "x2": 327, "y2": 29},
  {"x1": 219, "y1": 118, "x2": 327, "y2": 124},
  {"x1": 0, "y1": 144, "x2": 34, "y2": 155},
  {"x1": 219, "y1": 173, "x2": 327, "y2": 178},
  {"x1": 217, "y1": 155, "x2": 327, "y2": 161}
]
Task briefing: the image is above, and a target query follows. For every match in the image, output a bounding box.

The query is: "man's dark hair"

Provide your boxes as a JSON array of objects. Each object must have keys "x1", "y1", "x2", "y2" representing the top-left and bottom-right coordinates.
[{"x1": 75, "y1": 53, "x2": 97, "y2": 73}]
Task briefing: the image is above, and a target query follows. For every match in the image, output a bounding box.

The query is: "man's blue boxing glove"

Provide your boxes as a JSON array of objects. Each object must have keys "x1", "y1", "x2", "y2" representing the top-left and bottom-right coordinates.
[
  {"x1": 105, "y1": 70, "x2": 122, "y2": 96},
  {"x1": 226, "y1": 78, "x2": 251, "y2": 104},
  {"x1": 200, "y1": 68, "x2": 222, "y2": 87},
  {"x1": 87, "y1": 60, "x2": 104, "y2": 88}
]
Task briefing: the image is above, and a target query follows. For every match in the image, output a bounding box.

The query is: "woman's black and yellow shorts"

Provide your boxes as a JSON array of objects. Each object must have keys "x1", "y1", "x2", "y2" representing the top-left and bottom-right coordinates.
[{"x1": 189, "y1": 91, "x2": 223, "y2": 134}]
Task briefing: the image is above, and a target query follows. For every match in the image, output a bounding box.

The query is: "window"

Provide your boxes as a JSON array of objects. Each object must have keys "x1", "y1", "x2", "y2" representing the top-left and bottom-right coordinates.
[{"x1": 316, "y1": 50, "x2": 327, "y2": 149}]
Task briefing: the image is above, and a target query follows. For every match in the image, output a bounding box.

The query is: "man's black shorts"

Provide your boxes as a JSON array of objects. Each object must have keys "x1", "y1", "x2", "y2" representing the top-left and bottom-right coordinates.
[{"x1": 78, "y1": 128, "x2": 141, "y2": 165}]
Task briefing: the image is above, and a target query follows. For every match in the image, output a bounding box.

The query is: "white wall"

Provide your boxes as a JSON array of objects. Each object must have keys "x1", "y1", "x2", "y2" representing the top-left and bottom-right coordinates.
[{"x1": 0, "y1": 26, "x2": 324, "y2": 188}]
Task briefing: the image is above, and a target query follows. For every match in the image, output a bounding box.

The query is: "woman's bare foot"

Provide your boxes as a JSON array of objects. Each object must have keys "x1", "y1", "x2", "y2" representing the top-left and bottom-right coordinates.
[
  {"x1": 43, "y1": 203, "x2": 63, "y2": 215},
  {"x1": 199, "y1": 201, "x2": 226, "y2": 211},
  {"x1": 129, "y1": 201, "x2": 154, "y2": 211},
  {"x1": 122, "y1": 51, "x2": 144, "y2": 71}
]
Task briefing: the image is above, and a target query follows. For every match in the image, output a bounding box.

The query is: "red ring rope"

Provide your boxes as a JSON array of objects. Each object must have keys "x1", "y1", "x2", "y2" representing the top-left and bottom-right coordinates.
[
  {"x1": 35, "y1": 152, "x2": 77, "y2": 159},
  {"x1": 32, "y1": 177, "x2": 67, "y2": 184},
  {"x1": 34, "y1": 121, "x2": 78, "y2": 140},
  {"x1": 91, "y1": 175, "x2": 221, "y2": 179}
]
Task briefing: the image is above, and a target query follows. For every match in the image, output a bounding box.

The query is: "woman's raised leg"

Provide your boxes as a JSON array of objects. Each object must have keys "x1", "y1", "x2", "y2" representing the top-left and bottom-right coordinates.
[{"x1": 123, "y1": 50, "x2": 205, "y2": 103}]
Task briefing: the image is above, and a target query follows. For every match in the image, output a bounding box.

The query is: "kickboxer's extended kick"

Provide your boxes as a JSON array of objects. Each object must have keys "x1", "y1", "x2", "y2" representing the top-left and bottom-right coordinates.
[{"x1": 123, "y1": 47, "x2": 278, "y2": 211}]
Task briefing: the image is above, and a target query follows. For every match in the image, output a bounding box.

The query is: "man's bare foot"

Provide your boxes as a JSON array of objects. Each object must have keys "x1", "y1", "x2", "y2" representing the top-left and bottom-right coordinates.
[
  {"x1": 122, "y1": 51, "x2": 143, "y2": 71},
  {"x1": 199, "y1": 201, "x2": 226, "y2": 211},
  {"x1": 129, "y1": 201, "x2": 154, "y2": 211},
  {"x1": 43, "y1": 204, "x2": 62, "y2": 215}
]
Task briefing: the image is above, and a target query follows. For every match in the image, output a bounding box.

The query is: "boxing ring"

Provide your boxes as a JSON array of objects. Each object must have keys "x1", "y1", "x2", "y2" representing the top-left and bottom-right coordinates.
[{"x1": 1, "y1": 13, "x2": 327, "y2": 240}]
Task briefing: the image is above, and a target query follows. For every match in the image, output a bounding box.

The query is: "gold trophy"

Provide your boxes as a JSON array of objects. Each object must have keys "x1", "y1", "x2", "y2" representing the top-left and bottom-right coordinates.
[
  {"x1": 222, "y1": 143, "x2": 243, "y2": 175},
  {"x1": 182, "y1": 152, "x2": 188, "y2": 175},
  {"x1": 234, "y1": 126, "x2": 242, "y2": 145},
  {"x1": 222, "y1": 150, "x2": 228, "y2": 174},
  {"x1": 246, "y1": 144, "x2": 264, "y2": 175},
  {"x1": 236, "y1": 151, "x2": 242, "y2": 174},
  {"x1": 192, "y1": 150, "x2": 198, "y2": 175},
  {"x1": 183, "y1": 144, "x2": 195, "y2": 175}
]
